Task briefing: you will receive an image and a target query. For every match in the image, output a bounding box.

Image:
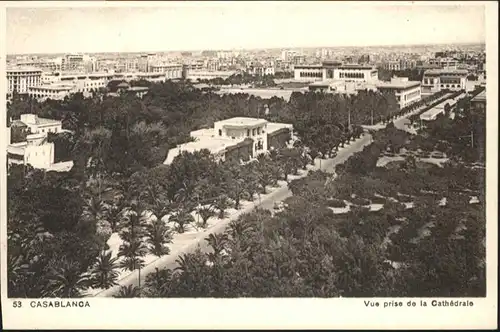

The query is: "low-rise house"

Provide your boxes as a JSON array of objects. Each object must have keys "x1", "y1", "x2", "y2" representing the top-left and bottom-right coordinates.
[{"x1": 164, "y1": 117, "x2": 293, "y2": 164}]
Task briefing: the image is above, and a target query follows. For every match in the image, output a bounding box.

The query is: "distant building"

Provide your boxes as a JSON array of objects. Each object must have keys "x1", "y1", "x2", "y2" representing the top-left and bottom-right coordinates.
[
  {"x1": 293, "y1": 62, "x2": 377, "y2": 83},
  {"x1": 421, "y1": 69, "x2": 468, "y2": 95},
  {"x1": 61, "y1": 54, "x2": 85, "y2": 72},
  {"x1": 7, "y1": 67, "x2": 43, "y2": 98},
  {"x1": 375, "y1": 77, "x2": 422, "y2": 108},
  {"x1": 148, "y1": 63, "x2": 183, "y2": 79},
  {"x1": 247, "y1": 65, "x2": 275, "y2": 76},
  {"x1": 382, "y1": 59, "x2": 417, "y2": 71},
  {"x1": 15, "y1": 59, "x2": 62, "y2": 73},
  {"x1": 108, "y1": 82, "x2": 149, "y2": 98},
  {"x1": 428, "y1": 57, "x2": 459, "y2": 69},
  {"x1": 185, "y1": 70, "x2": 238, "y2": 82},
  {"x1": 334, "y1": 64, "x2": 378, "y2": 83},
  {"x1": 164, "y1": 117, "x2": 293, "y2": 164}
]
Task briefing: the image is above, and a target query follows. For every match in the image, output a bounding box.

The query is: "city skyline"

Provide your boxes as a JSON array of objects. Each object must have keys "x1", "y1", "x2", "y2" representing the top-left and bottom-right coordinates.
[{"x1": 7, "y1": 2, "x2": 486, "y2": 55}]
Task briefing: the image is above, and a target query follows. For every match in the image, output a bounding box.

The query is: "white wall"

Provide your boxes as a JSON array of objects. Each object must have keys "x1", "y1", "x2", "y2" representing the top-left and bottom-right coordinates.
[{"x1": 24, "y1": 143, "x2": 54, "y2": 169}]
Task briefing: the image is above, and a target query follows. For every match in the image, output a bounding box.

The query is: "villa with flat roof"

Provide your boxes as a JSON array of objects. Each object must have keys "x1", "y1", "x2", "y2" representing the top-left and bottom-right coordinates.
[
  {"x1": 164, "y1": 117, "x2": 293, "y2": 164},
  {"x1": 375, "y1": 78, "x2": 422, "y2": 108}
]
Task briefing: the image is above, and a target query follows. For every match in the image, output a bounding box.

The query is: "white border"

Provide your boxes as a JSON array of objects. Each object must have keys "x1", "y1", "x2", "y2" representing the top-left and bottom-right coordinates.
[{"x1": 1, "y1": 1, "x2": 497, "y2": 329}]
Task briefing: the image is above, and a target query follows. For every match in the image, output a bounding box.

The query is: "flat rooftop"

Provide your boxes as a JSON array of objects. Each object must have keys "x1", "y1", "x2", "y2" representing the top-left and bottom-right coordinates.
[
  {"x1": 376, "y1": 80, "x2": 421, "y2": 89},
  {"x1": 309, "y1": 79, "x2": 345, "y2": 87},
  {"x1": 423, "y1": 69, "x2": 468, "y2": 76},
  {"x1": 338, "y1": 64, "x2": 375, "y2": 70},
  {"x1": 216, "y1": 117, "x2": 268, "y2": 128},
  {"x1": 420, "y1": 107, "x2": 445, "y2": 120},
  {"x1": 164, "y1": 136, "x2": 242, "y2": 164},
  {"x1": 7, "y1": 66, "x2": 43, "y2": 72},
  {"x1": 266, "y1": 122, "x2": 293, "y2": 135},
  {"x1": 30, "y1": 84, "x2": 74, "y2": 91}
]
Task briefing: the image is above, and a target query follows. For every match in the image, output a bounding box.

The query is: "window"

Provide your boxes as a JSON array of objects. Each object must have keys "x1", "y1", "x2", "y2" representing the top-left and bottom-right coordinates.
[
  {"x1": 257, "y1": 127, "x2": 261, "y2": 135},
  {"x1": 252, "y1": 128, "x2": 256, "y2": 136},
  {"x1": 218, "y1": 129, "x2": 222, "y2": 136}
]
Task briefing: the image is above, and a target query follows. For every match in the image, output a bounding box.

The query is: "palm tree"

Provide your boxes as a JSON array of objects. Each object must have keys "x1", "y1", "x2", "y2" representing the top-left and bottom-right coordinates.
[
  {"x1": 45, "y1": 261, "x2": 91, "y2": 298},
  {"x1": 149, "y1": 198, "x2": 171, "y2": 223},
  {"x1": 83, "y1": 196, "x2": 107, "y2": 222},
  {"x1": 117, "y1": 240, "x2": 147, "y2": 272},
  {"x1": 119, "y1": 205, "x2": 147, "y2": 241},
  {"x1": 90, "y1": 251, "x2": 119, "y2": 289},
  {"x1": 205, "y1": 233, "x2": 229, "y2": 263},
  {"x1": 197, "y1": 205, "x2": 216, "y2": 228},
  {"x1": 227, "y1": 178, "x2": 246, "y2": 209},
  {"x1": 144, "y1": 267, "x2": 173, "y2": 297},
  {"x1": 213, "y1": 194, "x2": 231, "y2": 219},
  {"x1": 169, "y1": 208, "x2": 195, "y2": 234},
  {"x1": 105, "y1": 199, "x2": 125, "y2": 232},
  {"x1": 228, "y1": 219, "x2": 253, "y2": 242},
  {"x1": 145, "y1": 219, "x2": 173, "y2": 257},
  {"x1": 114, "y1": 285, "x2": 141, "y2": 298}
]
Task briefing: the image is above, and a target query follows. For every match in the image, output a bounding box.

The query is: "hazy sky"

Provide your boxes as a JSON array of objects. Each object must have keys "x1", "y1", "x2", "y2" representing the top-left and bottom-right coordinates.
[{"x1": 6, "y1": 2, "x2": 486, "y2": 54}]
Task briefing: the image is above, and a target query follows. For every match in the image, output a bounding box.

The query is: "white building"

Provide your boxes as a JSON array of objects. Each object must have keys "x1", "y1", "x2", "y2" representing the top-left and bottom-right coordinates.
[
  {"x1": 18, "y1": 114, "x2": 62, "y2": 136},
  {"x1": 334, "y1": 64, "x2": 378, "y2": 83},
  {"x1": 293, "y1": 63, "x2": 378, "y2": 83},
  {"x1": 185, "y1": 70, "x2": 238, "y2": 81},
  {"x1": 428, "y1": 57, "x2": 459, "y2": 69},
  {"x1": 421, "y1": 69, "x2": 468, "y2": 95},
  {"x1": 293, "y1": 65, "x2": 324, "y2": 81},
  {"x1": 15, "y1": 59, "x2": 62, "y2": 73},
  {"x1": 375, "y1": 78, "x2": 422, "y2": 108},
  {"x1": 7, "y1": 133, "x2": 55, "y2": 169},
  {"x1": 282, "y1": 50, "x2": 299, "y2": 61},
  {"x1": 6, "y1": 67, "x2": 43, "y2": 98},
  {"x1": 164, "y1": 117, "x2": 293, "y2": 164},
  {"x1": 61, "y1": 54, "x2": 85, "y2": 72},
  {"x1": 148, "y1": 63, "x2": 183, "y2": 79},
  {"x1": 247, "y1": 66, "x2": 275, "y2": 76}
]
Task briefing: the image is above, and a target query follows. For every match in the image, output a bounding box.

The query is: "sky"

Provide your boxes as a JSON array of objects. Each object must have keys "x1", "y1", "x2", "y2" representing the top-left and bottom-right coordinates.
[{"x1": 6, "y1": 2, "x2": 486, "y2": 54}]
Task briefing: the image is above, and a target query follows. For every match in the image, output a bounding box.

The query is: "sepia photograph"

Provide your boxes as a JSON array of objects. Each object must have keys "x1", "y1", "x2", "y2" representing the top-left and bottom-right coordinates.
[{"x1": 1, "y1": 1, "x2": 497, "y2": 329}]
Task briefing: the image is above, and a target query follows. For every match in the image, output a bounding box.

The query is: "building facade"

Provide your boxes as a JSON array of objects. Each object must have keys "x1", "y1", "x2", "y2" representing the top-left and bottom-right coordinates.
[
  {"x1": 7, "y1": 67, "x2": 43, "y2": 98},
  {"x1": 19, "y1": 114, "x2": 62, "y2": 136},
  {"x1": 334, "y1": 65, "x2": 378, "y2": 83},
  {"x1": 7, "y1": 133, "x2": 55, "y2": 169},
  {"x1": 421, "y1": 69, "x2": 468, "y2": 95},
  {"x1": 61, "y1": 54, "x2": 85, "y2": 72},
  {"x1": 293, "y1": 65, "x2": 324, "y2": 81},
  {"x1": 148, "y1": 63, "x2": 183, "y2": 79},
  {"x1": 293, "y1": 63, "x2": 378, "y2": 83},
  {"x1": 428, "y1": 57, "x2": 459, "y2": 69},
  {"x1": 185, "y1": 70, "x2": 238, "y2": 81},
  {"x1": 375, "y1": 78, "x2": 422, "y2": 108}
]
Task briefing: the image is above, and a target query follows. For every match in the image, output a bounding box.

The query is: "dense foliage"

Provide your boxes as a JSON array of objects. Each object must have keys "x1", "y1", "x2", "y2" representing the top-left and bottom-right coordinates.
[
  {"x1": 135, "y1": 124, "x2": 485, "y2": 297},
  {"x1": 7, "y1": 79, "x2": 485, "y2": 298}
]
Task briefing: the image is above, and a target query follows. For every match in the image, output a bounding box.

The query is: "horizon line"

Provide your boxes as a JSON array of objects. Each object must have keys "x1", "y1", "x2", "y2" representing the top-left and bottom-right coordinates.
[{"x1": 7, "y1": 40, "x2": 486, "y2": 56}]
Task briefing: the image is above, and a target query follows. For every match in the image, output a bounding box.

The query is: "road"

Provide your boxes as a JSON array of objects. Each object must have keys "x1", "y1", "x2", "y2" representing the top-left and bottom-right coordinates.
[{"x1": 94, "y1": 100, "x2": 439, "y2": 297}]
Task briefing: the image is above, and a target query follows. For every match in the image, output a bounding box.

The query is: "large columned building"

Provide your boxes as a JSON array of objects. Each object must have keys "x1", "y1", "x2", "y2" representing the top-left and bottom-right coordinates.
[
  {"x1": 421, "y1": 69, "x2": 468, "y2": 95},
  {"x1": 294, "y1": 62, "x2": 378, "y2": 83}
]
